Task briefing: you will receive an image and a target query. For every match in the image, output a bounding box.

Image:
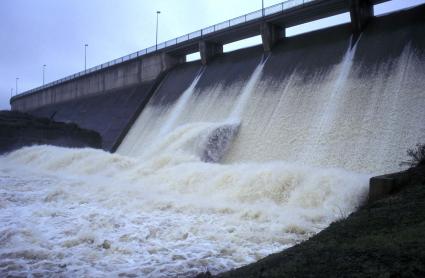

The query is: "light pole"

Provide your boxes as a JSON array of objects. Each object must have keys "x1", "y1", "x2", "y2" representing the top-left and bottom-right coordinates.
[
  {"x1": 43, "y1": 64, "x2": 46, "y2": 85},
  {"x1": 156, "y1": 11, "x2": 161, "y2": 51},
  {"x1": 15, "y1": 78, "x2": 19, "y2": 95},
  {"x1": 10, "y1": 88, "x2": 13, "y2": 98},
  {"x1": 84, "y1": 44, "x2": 88, "y2": 71},
  {"x1": 262, "y1": 0, "x2": 265, "y2": 17}
]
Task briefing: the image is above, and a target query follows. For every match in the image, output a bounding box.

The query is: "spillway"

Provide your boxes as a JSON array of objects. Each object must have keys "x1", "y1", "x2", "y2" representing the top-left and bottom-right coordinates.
[{"x1": 1, "y1": 6, "x2": 425, "y2": 278}]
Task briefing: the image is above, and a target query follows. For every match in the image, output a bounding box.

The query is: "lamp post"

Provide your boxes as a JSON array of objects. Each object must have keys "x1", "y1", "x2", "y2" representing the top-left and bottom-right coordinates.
[
  {"x1": 15, "y1": 78, "x2": 19, "y2": 95},
  {"x1": 156, "y1": 11, "x2": 161, "y2": 51},
  {"x1": 84, "y1": 44, "x2": 88, "y2": 71},
  {"x1": 43, "y1": 64, "x2": 46, "y2": 85},
  {"x1": 10, "y1": 88, "x2": 13, "y2": 98},
  {"x1": 262, "y1": 0, "x2": 265, "y2": 17}
]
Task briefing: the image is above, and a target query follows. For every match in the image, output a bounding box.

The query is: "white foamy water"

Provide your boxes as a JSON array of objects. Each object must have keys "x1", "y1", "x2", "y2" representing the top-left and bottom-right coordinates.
[
  {"x1": 158, "y1": 68, "x2": 205, "y2": 138},
  {"x1": 0, "y1": 145, "x2": 368, "y2": 277},
  {"x1": 228, "y1": 55, "x2": 269, "y2": 121},
  {"x1": 224, "y1": 42, "x2": 425, "y2": 173},
  {"x1": 120, "y1": 37, "x2": 425, "y2": 174}
]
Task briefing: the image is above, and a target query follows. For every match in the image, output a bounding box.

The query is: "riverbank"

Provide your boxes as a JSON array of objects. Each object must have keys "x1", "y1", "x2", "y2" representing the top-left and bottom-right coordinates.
[
  {"x1": 0, "y1": 110, "x2": 101, "y2": 154},
  {"x1": 197, "y1": 165, "x2": 425, "y2": 277}
]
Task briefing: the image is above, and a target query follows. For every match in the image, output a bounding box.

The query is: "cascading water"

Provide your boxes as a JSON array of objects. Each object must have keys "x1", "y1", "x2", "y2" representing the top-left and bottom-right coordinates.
[
  {"x1": 159, "y1": 68, "x2": 205, "y2": 138},
  {"x1": 1, "y1": 20, "x2": 425, "y2": 278},
  {"x1": 202, "y1": 55, "x2": 269, "y2": 163},
  {"x1": 301, "y1": 36, "x2": 359, "y2": 164},
  {"x1": 117, "y1": 68, "x2": 205, "y2": 159},
  {"x1": 228, "y1": 55, "x2": 270, "y2": 121},
  {"x1": 221, "y1": 35, "x2": 425, "y2": 172}
]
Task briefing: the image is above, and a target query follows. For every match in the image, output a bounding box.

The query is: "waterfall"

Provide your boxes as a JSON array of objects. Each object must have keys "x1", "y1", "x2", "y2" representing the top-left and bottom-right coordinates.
[
  {"x1": 201, "y1": 55, "x2": 270, "y2": 162},
  {"x1": 158, "y1": 68, "x2": 205, "y2": 137},
  {"x1": 228, "y1": 55, "x2": 270, "y2": 121},
  {"x1": 301, "y1": 36, "x2": 360, "y2": 164},
  {"x1": 121, "y1": 56, "x2": 270, "y2": 163},
  {"x1": 118, "y1": 37, "x2": 425, "y2": 173}
]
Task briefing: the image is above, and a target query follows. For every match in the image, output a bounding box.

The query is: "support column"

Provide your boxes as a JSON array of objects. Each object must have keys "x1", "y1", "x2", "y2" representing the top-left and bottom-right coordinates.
[
  {"x1": 260, "y1": 22, "x2": 284, "y2": 52},
  {"x1": 349, "y1": 0, "x2": 373, "y2": 37},
  {"x1": 199, "y1": 41, "x2": 223, "y2": 65},
  {"x1": 160, "y1": 52, "x2": 186, "y2": 71}
]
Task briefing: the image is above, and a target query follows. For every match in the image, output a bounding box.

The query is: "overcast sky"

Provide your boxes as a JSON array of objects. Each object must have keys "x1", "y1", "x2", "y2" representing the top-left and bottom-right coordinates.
[{"x1": 1, "y1": 0, "x2": 424, "y2": 110}]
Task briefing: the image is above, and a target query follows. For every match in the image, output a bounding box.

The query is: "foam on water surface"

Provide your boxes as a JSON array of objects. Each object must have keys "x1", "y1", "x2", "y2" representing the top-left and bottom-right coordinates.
[{"x1": 0, "y1": 145, "x2": 368, "y2": 277}]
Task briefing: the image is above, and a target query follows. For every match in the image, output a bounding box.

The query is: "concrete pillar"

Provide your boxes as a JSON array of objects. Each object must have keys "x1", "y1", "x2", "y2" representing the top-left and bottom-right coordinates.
[
  {"x1": 349, "y1": 0, "x2": 373, "y2": 37},
  {"x1": 160, "y1": 52, "x2": 186, "y2": 71},
  {"x1": 260, "y1": 22, "x2": 284, "y2": 52},
  {"x1": 199, "y1": 41, "x2": 223, "y2": 65},
  {"x1": 140, "y1": 52, "x2": 185, "y2": 82}
]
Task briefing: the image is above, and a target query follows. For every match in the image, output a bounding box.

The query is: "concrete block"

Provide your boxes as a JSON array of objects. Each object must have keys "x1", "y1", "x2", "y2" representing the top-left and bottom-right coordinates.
[
  {"x1": 161, "y1": 52, "x2": 185, "y2": 70},
  {"x1": 369, "y1": 170, "x2": 411, "y2": 203}
]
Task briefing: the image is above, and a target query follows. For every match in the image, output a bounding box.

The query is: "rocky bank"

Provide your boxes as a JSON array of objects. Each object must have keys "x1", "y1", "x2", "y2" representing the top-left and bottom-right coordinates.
[{"x1": 0, "y1": 110, "x2": 101, "y2": 154}]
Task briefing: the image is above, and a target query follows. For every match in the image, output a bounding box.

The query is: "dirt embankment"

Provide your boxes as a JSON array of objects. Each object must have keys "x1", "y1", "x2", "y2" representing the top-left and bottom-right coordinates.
[
  {"x1": 0, "y1": 110, "x2": 101, "y2": 154},
  {"x1": 197, "y1": 166, "x2": 425, "y2": 278}
]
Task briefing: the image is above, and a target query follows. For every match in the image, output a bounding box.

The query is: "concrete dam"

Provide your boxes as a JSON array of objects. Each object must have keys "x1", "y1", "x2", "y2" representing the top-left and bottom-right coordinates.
[{"x1": 3, "y1": 1, "x2": 425, "y2": 277}]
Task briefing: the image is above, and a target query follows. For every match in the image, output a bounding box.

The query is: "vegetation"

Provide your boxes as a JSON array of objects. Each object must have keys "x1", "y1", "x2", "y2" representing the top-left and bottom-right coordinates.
[{"x1": 400, "y1": 143, "x2": 425, "y2": 168}]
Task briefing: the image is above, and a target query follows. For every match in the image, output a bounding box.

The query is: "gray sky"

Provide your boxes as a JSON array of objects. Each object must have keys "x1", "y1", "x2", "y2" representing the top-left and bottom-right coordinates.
[{"x1": 1, "y1": 0, "x2": 424, "y2": 110}]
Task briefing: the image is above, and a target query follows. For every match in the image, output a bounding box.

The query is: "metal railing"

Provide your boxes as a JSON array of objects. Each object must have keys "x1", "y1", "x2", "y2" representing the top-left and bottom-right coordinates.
[{"x1": 16, "y1": 0, "x2": 315, "y2": 98}]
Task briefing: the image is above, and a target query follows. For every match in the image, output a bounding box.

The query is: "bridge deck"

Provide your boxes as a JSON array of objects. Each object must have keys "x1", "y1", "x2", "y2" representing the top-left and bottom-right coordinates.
[
  {"x1": 13, "y1": 0, "x2": 391, "y2": 98},
  {"x1": 165, "y1": 0, "x2": 389, "y2": 56}
]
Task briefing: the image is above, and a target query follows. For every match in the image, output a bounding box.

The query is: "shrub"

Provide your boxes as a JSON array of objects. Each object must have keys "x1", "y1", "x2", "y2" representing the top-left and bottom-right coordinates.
[{"x1": 400, "y1": 143, "x2": 425, "y2": 168}]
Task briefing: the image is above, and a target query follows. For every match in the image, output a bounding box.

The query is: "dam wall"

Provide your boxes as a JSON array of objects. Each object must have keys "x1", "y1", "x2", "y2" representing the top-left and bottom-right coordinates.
[
  {"x1": 27, "y1": 80, "x2": 161, "y2": 151},
  {"x1": 12, "y1": 5, "x2": 425, "y2": 173},
  {"x1": 11, "y1": 53, "x2": 183, "y2": 111},
  {"x1": 118, "y1": 5, "x2": 425, "y2": 174}
]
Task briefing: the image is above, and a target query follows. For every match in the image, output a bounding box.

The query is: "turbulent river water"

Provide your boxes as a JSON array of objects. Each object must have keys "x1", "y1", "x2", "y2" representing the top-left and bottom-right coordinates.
[{"x1": 0, "y1": 145, "x2": 368, "y2": 277}]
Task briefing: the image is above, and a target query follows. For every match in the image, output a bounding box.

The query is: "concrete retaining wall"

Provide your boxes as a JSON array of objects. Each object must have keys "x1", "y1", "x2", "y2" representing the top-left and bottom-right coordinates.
[
  {"x1": 11, "y1": 53, "x2": 184, "y2": 111},
  {"x1": 369, "y1": 171, "x2": 412, "y2": 203},
  {"x1": 27, "y1": 80, "x2": 161, "y2": 151}
]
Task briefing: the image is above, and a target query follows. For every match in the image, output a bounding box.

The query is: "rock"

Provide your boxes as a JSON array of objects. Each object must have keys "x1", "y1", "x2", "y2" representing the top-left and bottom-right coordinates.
[
  {"x1": 102, "y1": 240, "x2": 111, "y2": 249},
  {"x1": 172, "y1": 254, "x2": 186, "y2": 260}
]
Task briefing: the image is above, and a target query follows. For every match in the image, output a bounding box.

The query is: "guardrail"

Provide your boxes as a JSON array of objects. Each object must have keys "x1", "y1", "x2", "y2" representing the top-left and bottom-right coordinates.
[{"x1": 15, "y1": 0, "x2": 314, "y2": 98}]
